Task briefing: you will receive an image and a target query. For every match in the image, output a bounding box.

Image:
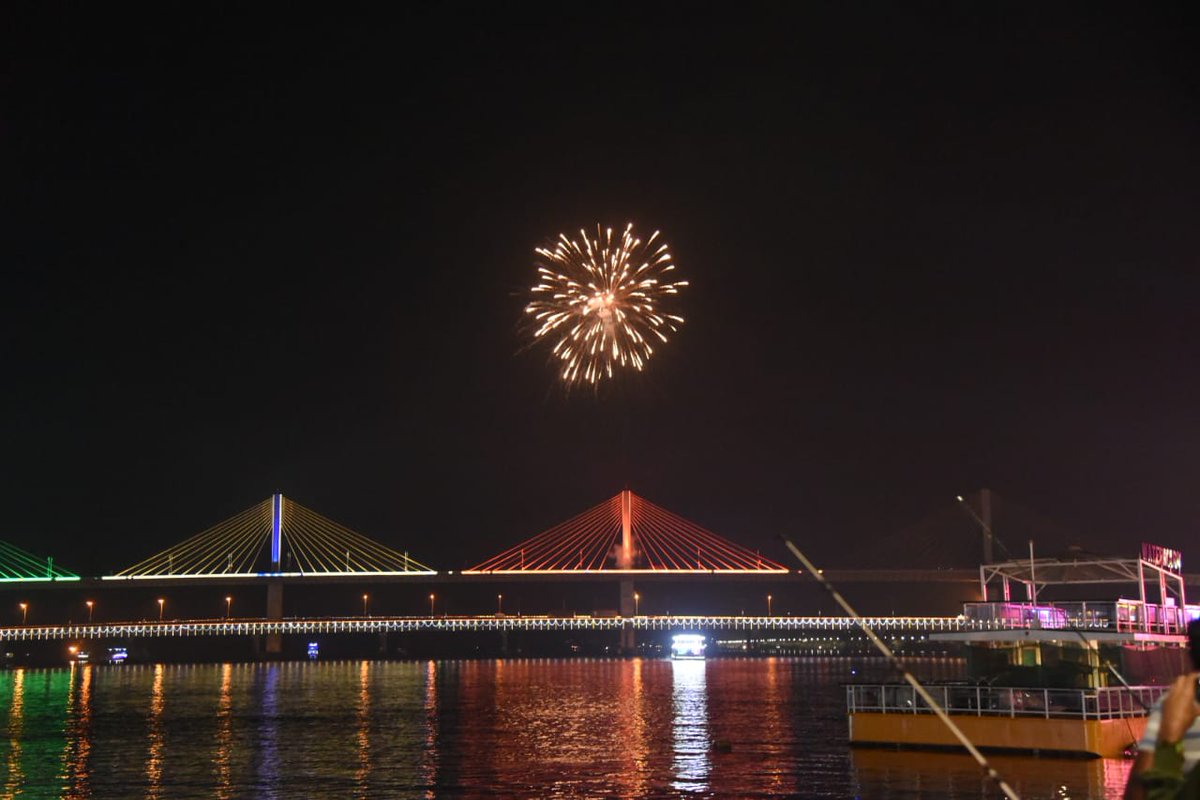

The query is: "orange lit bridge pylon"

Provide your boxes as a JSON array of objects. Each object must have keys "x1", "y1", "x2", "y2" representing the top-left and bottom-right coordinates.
[{"x1": 465, "y1": 489, "x2": 788, "y2": 574}]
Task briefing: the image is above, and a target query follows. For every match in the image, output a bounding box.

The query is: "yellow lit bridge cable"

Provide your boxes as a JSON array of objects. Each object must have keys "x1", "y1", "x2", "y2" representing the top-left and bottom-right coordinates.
[
  {"x1": 164, "y1": 501, "x2": 269, "y2": 574},
  {"x1": 183, "y1": 503, "x2": 271, "y2": 574},
  {"x1": 280, "y1": 500, "x2": 433, "y2": 573},
  {"x1": 116, "y1": 499, "x2": 272, "y2": 576},
  {"x1": 325, "y1": 517, "x2": 433, "y2": 570},
  {"x1": 288, "y1": 502, "x2": 412, "y2": 572},
  {"x1": 113, "y1": 501, "x2": 271, "y2": 575},
  {"x1": 287, "y1": 511, "x2": 359, "y2": 573}
]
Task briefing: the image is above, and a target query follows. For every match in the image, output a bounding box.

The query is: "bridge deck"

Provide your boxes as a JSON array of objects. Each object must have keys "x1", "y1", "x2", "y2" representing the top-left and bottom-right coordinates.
[{"x1": 0, "y1": 614, "x2": 1012, "y2": 641}]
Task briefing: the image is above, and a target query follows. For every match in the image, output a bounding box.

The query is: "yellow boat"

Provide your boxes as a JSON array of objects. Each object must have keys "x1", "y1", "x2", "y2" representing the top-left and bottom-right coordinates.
[{"x1": 847, "y1": 545, "x2": 1194, "y2": 758}]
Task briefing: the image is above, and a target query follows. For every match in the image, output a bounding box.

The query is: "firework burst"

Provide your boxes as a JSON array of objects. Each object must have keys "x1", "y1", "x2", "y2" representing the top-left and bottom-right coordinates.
[{"x1": 525, "y1": 223, "x2": 688, "y2": 386}]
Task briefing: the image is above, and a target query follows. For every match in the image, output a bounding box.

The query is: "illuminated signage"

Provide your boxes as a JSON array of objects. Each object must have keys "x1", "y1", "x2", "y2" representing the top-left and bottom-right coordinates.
[{"x1": 1141, "y1": 542, "x2": 1182, "y2": 572}]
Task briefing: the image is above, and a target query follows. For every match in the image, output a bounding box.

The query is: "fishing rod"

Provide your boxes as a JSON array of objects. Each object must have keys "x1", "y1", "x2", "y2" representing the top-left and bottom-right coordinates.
[{"x1": 779, "y1": 535, "x2": 1021, "y2": 800}]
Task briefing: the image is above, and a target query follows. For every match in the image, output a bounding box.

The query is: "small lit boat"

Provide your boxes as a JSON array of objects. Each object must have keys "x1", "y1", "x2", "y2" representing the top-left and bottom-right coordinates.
[{"x1": 671, "y1": 633, "x2": 706, "y2": 660}]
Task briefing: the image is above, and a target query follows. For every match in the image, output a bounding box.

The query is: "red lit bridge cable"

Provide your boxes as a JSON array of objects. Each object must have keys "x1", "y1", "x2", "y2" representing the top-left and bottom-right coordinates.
[{"x1": 465, "y1": 490, "x2": 788, "y2": 574}]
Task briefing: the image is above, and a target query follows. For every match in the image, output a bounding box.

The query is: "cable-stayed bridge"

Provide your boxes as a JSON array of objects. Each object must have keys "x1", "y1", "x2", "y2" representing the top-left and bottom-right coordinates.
[
  {"x1": 2, "y1": 489, "x2": 1196, "y2": 652},
  {"x1": 0, "y1": 489, "x2": 1107, "y2": 591}
]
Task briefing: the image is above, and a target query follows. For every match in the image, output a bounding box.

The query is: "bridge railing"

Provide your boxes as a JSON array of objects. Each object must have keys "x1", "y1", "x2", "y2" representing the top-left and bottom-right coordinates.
[
  {"x1": 0, "y1": 614, "x2": 983, "y2": 641},
  {"x1": 847, "y1": 683, "x2": 1166, "y2": 721},
  {"x1": 962, "y1": 600, "x2": 1194, "y2": 635}
]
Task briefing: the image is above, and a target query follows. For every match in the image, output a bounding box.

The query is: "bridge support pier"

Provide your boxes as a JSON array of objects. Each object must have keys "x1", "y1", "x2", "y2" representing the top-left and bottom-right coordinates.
[
  {"x1": 619, "y1": 579, "x2": 635, "y2": 654},
  {"x1": 265, "y1": 580, "x2": 283, "y2": 656}
]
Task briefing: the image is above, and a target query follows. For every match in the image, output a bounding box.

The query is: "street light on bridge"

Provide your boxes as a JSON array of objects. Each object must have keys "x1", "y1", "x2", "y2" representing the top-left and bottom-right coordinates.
[
  {"x1": 429, "y1": 593, "x2": 435, "y2": 617},
  {"x1": 497, "y1": 593, "x2": 503, "y2": 615},
  {"x1": 634, "y1": 592, "x2": 640, "y2": 616},
  {"x1": 362, "y1": 594, "x2": 369, "y2": 618},
  {"x1": 767, "y1": 594, "x2": 773, "y2": 617},
  {"x1": 19, "y1": 603, "x2": 27, "y2": 625},
  {"x1": 86, "y1": 600, "x2": 94, "y2": 622},
  {"x1": 157, "y1": 598, "x2": 165, "y2": 621},
  {"x1": 225, "y1": 596, "x2": 232, "y2": 619}
]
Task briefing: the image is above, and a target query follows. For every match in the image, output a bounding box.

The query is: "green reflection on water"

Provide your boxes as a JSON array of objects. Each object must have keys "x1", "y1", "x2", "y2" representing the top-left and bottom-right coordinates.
[{"x1": 0, "y1": 666, "x2": 78, "y2": 799}]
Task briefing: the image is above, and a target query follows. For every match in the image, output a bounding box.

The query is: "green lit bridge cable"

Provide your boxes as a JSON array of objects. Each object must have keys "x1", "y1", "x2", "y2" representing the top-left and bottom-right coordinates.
[{"x1": 0, "y1": 539, "x2": 79, "y2": 581}]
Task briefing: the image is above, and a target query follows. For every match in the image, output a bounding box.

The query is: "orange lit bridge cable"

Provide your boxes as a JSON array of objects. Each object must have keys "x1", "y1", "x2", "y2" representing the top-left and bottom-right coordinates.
[
  {"x1": 525, "y1": 499, "x2": 618, "y2": 570},
  {"x1": 468, "y1": 495, "x2": 622, "y2": 572},
  {"x1": 636, "y1": 495, "x2": 786, "y2": 571},
  {"x1": 468, "y1": 498, "x2": 616, "y2": 571},
  {"x1": 520, "y1": 499, "x2": 621, "y2": 570}
]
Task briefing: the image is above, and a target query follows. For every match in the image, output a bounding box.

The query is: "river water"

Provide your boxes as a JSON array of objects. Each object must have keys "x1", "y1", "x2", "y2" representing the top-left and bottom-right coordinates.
[{"x1": 0, "y1": 657, "x2": 1132, "y2": 798}]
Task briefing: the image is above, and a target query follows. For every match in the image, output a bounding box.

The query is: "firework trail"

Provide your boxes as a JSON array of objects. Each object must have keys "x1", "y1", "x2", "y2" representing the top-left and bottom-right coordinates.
[{"x1": 525, "y1": 223, "x2": 688, "y2": 386}]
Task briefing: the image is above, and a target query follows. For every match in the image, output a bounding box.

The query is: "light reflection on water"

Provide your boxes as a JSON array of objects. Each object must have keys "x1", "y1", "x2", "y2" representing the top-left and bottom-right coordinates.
[
  {"x1": 671, "y1": 659, "x2": 709, "y2": 793},
  {"x1": 60, "y1": 661, "x2": 91, "y2": 799},
  {"x1": 0, "y1": 658, "x2": 1136, "y2": 798},
  {"x1": 4, "y1": 668, "x2": 23, "y2": 797},
  {"x1": 145, "y1": 663, "x2": 164, "y2": 799},
  {"x1": 355, "y1": 660, "x2": 370, "y2": 799},
  {"x1": 214, "y1": 663, "x2": 232, "y2": 800}
]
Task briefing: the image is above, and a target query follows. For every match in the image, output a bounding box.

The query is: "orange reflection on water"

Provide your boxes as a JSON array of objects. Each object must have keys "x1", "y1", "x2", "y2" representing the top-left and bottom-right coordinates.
[
  {"x1": 354, "y1": 660, "x2": 371, "y2": 798},
  {"x1": 474, "y1": 658, "x2": 661, "y2": 795},
  {"x1": 4, "y1": 669, "x2": 25, "y2": 797},
  {"x1": 853, "y1": 748, "x2": 1135, "y2": 799},
  {"x1": 61, "y1": 663, "x2": 92, "y2": 799},
  {"x1": 213, "y1": 663, "x2": 233, "y2": 800},
  {"x1": 145, "y1": 664, "x2": 164, "y2": 800},
  {"x1": 758, "y1": 657, "x2": 788, "y2": 796},
  {"x1": 614, "y1": 657, "x2": 650, "y2": 797}
]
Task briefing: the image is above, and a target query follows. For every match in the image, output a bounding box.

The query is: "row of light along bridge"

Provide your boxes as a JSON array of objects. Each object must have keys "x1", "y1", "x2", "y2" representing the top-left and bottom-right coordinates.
[
  {"x1": 1, "y1": 615, "x2": 992, "y2": 643},
  {"x1": 0, "y1": 490, "x2": 993, "y2": 645}
]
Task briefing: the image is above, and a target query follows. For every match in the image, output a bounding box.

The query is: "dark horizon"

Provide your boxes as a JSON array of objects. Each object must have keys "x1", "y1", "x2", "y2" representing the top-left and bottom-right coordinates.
[{"x1": 5, "y1": 5, "x2": 1199, "y2": 578}]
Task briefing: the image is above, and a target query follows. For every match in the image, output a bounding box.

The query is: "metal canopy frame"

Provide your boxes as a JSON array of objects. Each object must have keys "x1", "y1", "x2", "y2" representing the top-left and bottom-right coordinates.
[{"x1": 979, "y1": 551, "x2": 1187, "y2": 612}]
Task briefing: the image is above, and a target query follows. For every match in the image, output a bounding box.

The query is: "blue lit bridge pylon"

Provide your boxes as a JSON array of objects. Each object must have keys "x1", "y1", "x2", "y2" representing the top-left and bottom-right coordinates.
[{"x1": 105, "y1": 493, "x2": 435, "y2": 580}]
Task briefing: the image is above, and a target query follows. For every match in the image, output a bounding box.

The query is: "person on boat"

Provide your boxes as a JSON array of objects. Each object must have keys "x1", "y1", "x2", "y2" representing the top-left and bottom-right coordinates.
[
  {"x1": 1126, "y1": 622, "x2": 1200, "y2": 799},
  {"x1": 1126, "y1": 672, "x2": 1200, "y2": 799}
]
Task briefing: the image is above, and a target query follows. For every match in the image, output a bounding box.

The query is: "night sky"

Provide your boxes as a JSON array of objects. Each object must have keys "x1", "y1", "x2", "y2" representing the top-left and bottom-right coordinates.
[{"x1": 5, "y1": 4, "x2": 1199, "y2": 577}]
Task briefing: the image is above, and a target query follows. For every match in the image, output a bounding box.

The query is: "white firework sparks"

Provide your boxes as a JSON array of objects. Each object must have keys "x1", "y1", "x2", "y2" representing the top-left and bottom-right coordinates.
[{"x1": 525, "y1": 223, "x2": 687, "y2": 386}]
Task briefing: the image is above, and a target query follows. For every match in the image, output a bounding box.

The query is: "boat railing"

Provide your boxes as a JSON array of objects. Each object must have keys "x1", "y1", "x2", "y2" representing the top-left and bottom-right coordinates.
[
  {"x1": 846, "y1": 683, "x2": 1167, "y2": 720},
  {"x1": 961, "y1": 600, "x2": 1192, "y2": 635}
]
